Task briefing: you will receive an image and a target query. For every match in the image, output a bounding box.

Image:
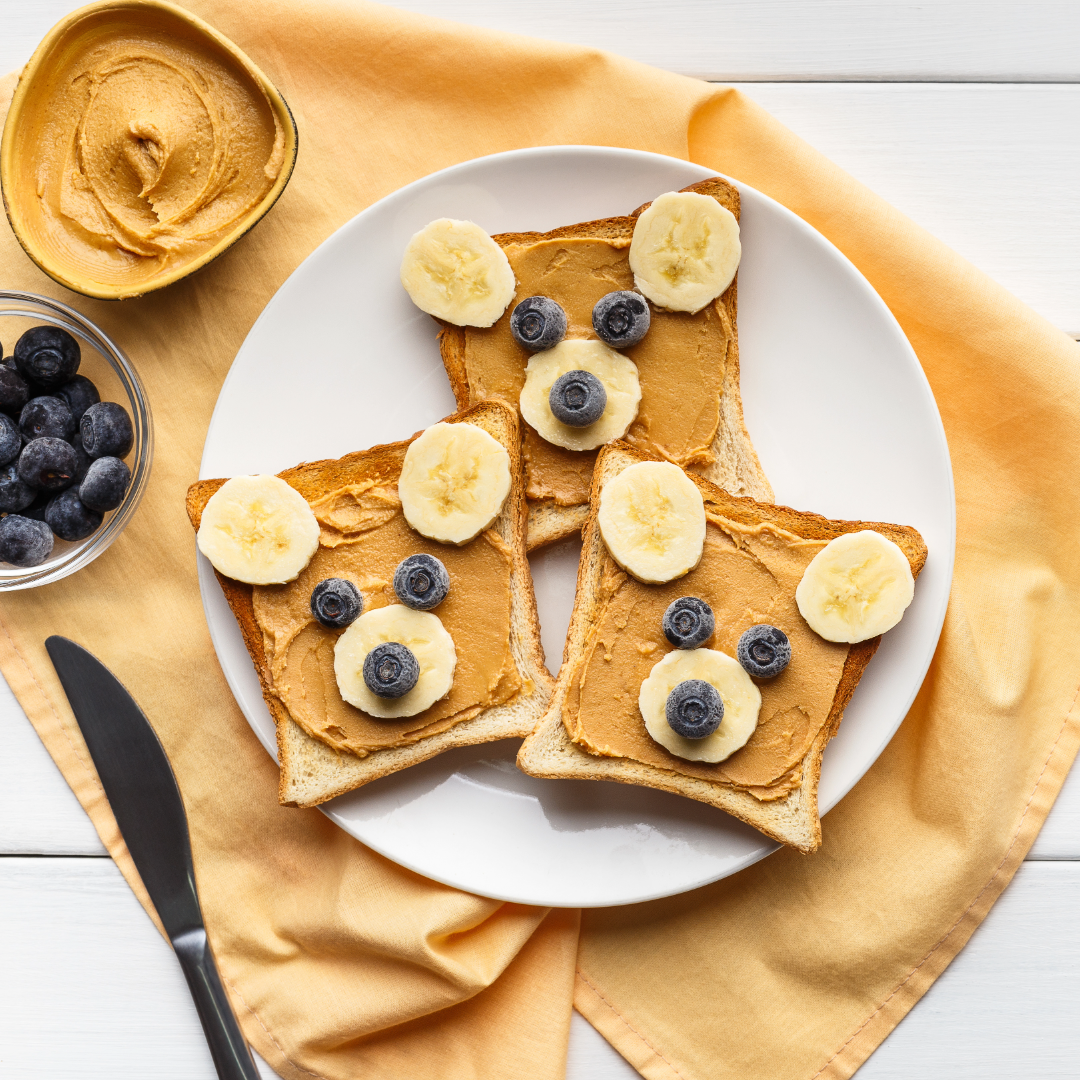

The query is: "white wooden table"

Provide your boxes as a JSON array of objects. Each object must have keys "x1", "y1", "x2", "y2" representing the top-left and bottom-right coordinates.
[{"x1": 2, "y1": 3, "x2": 1078, "y2": 1077}]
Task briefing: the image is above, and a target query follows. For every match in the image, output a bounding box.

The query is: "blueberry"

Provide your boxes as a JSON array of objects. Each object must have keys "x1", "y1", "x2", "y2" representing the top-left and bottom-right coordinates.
[
  {"x1": 549, "y1": 370, "x2": 606, "y2": 427},
  {"x1": 17, "y1": 438, "x2": 78, "y2": 491},
  {"x1": 665, "y1": 679, "x2": 724, "y2": 739},
  {"x1": 363, "y1": 642, "x2": 420, "y2": 698},
  {"x1": 45, "y1": 489, "x2": 103, "y2": 542},
  {"x1": 0, "y1": 414, "x2": 21, "y2": 466},
  {"x1": 0, "y1": 366, "x2": 30, "y2": 416},
  {"x1": 737, "y1": 624, "x2": 791, "y2": 679},
  {"x1": 13, "y1": 326, "x2": 80, "y2": 389},
  {"x1": 510, "y1": 296, "x2": 567, "y2": 352},
  {"x1": 77, "y1": 456, "x2": 131, "y2": 513},
  {"x1": 393, "y1": 553, "x2": 450, "y2": 610},
  {"x1": 55, "y1": 375, "x2": 100, "y2": 423},
  {"x1": 592, "y1": 291, "x2": 650, "y2": 349},
  {"x1": 20, "y1": 396, "x2": 75, "y2": 442},
  {"x1": 662, "y1": 597, "x2": 715, "y2": 649},
  {"x1": 0, "y1": 514, "x2": 54, "y2": 567},
  {"x1": 80, "y1": 401, "x2": 133, "y2": 459},
  {"x1": 0, "y1": 462, "x2": 35, "y2": 512},
  {"x1": 309, "y1": 578, "x2": 363, "y2": 629},
  {"x1": 71, "y1": 441, "x2": 92, "y2": 485}
]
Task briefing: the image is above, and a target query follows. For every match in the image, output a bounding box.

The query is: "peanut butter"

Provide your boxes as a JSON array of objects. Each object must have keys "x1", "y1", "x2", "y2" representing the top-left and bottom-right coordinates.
[
  {"x1": 253, "y1": 483, "x2": 521, "y2": 757},
  {"x1": 564, "y1": 515, "x2": 851, "y2": 799},
  {"x1": 463, "y1": 238, "x2": 732, "y2": 504},
  {"x1": 7, "y1": 7, "x2": 284, "y2": 293}
]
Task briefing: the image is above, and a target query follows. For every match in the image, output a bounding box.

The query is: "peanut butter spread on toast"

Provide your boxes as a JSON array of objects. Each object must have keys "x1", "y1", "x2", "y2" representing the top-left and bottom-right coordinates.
[
  {"x1": 564, "y1": 515, "x2": 851, "y2": 799},
  {"x1": 462, "y1": 238, "x2": 733, "y2": 505},
  {"x1": 253, "y1": 482, "x2": 521, "y2": 757}
]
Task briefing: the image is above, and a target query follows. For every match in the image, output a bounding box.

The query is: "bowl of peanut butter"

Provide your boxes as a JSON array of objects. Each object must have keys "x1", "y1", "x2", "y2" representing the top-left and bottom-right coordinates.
[{"x1": 0, "y1": 0, "x2": 297, "y2": 300}]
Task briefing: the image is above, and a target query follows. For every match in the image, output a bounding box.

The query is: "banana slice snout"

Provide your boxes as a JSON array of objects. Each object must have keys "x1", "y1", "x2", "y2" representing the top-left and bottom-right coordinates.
[
  {"x1": 640, "y1": 648, "x2": 761, "y2": 763},
  {"x1": 629, "y1": 191, "x2": 741, "y2": 314},
  {"x1": 796, "y1": 530, "x2": 914, "y2": 643},
  {"x1": 197, "y1": 474, "x2": 320, "y2": 585},
  {"x1": 399, "y1": 422, "x2": 512, "y2": 545},
  {"x1": 400, "y1": 219, "x2": 516, "y2": 327},
  {"x1": 519, "y1": 338, "x2": 641, "y2": 452},
  {"x1": 598, "y1": 460, "x2": 705, "y2": 584},
  {"x1": 335, "y1": 605, "x2": 456, "y2": 718}
]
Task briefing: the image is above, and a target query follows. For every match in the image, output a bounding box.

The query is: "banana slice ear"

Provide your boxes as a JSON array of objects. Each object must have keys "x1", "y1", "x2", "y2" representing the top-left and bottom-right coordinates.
[
  {"x1": 629, "y1": 191, "x2": 741, "y2": 313},
  {"x1": 197, "y1": 474, "x2": 320, "y2": 585},
  {"x1": 398, "y1": 421, "x2": 512, "y2": 545},
  {"x1": 400, "y1": 219, "x2": 516, "y2": 327}
]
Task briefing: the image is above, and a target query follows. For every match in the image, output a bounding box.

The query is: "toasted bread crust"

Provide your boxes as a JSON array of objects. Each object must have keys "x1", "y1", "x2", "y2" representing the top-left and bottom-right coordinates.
[
  {"x1": 516, "y1": 442, "x2": 926, "y2": 852},
  {"x1": 436, "y1": 177, "x2": 772, "y2": 551},
  {"x1": 187, "y1": 401, "x2": 555, "y2": 807}
]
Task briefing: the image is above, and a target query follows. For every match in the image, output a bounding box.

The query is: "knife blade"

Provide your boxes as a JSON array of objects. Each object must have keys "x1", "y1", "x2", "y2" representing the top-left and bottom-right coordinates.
[{"x1": 46, "y1": 636, "x2": 260, "y2": 1080}]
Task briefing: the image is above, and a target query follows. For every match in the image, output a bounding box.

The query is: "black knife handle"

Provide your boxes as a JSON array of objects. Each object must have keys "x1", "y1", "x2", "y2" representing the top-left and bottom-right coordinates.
[{"x1": 173, "y1": 928, "x2": 261, "y2": 1080}]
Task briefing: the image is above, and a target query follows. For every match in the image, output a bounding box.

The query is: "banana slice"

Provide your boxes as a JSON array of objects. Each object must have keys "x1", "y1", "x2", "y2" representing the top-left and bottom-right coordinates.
[
  {"x1": 629, "y1": 191, "x2": 741, "y2": 313},
  {"x1": 334, "y1": 605, "x2": 456, "y2": 718},
  {"x1": 400, "y1": 219, "x2": 516, "y2": 327},
  {"x1": 197, "y1": 475, "x2": 319, "y2": 585},
  {"x1": 640, "y1": 648, "x2": 761, "y2": 762},
  {"x1": 519, "y1": 338, "x2": 641, "y2": 451},
  {"x1": 598, "y1": 460, "x2": 705, "y2": 583},
  {"x1": 398, "y1": 421, "x2": 512, "y2": 545},
  {"x1": 796, "y1": 530, "x2": 915, "y2": 643}
]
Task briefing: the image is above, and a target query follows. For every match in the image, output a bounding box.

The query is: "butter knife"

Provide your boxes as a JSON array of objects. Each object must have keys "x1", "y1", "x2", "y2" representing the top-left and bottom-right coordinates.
[{"x1": 45, "y1": 636, "x2": 260, "y2": 1080}]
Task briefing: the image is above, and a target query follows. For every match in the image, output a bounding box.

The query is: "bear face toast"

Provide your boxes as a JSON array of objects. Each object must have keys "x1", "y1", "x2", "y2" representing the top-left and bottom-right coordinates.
[
  {"x1": 186, "y1": 401, "x2": 554, "y2": 808},
  {"x1": 516, "y1": 442, "x2": 926, "y2": 853},
  {"x1": 422, "y1": 178, "x2": 773, "y2": 550}
]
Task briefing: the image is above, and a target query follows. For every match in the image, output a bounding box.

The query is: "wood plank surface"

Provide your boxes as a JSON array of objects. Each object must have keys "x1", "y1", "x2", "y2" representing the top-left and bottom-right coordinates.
[
  {"x1": 2, "y1": 857, "x2": 1078, "y2": 1078},
  {"x1": 5, "y1": 0, "x2": 1080, "y2": 82}
]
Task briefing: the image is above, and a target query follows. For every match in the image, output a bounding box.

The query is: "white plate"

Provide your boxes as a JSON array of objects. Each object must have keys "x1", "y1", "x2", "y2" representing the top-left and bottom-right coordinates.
[{"x1": 198, "y1": 146, "x2": 954, "y2": 908}]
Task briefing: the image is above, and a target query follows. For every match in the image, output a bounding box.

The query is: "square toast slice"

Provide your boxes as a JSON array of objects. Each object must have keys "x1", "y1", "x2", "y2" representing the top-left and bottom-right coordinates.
[
  {"x1": 437, "y1": 177, "x2": 773, "y2": 551},
  {"x1": 186, "y1": 401, "x2": 554, "y2": 808},
  {"x1": 516, "y1": 443, "x2": 927, "y2": 852}
]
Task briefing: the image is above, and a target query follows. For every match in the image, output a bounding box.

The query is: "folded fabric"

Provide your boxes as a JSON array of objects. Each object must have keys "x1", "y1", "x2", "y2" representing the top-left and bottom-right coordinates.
[{"x1": 0, "y1": 2, "x2": 1075, "y2": 1079}]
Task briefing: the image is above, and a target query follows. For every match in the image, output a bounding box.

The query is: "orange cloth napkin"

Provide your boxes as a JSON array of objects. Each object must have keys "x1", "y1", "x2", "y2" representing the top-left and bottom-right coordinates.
[{"x1": 2, "y1": 3, "x2": 1078, "y2": 1079}]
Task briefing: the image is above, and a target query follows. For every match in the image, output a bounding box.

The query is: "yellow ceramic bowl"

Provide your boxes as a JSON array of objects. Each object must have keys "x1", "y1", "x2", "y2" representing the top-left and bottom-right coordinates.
[{"x1": 0, "y1": 0, "x2": 298, "y2": 300}]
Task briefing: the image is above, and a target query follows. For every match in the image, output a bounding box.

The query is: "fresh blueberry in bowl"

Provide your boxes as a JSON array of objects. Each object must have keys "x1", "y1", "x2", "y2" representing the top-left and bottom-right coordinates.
[
  {"x1": 0, "y1": 366, "x2": 30, "y2": 416},
  {"x1": 44, "y1": 490, "x2": 104, "y2": 542},
  {"x1": 19, "y1": 396, "x2": 75, "y2": 441},
  {"x1": 13, "y1": 326, "x2": 80, "y2": 389},
  {"x1": 78, "y1": 456, "x2": 131, "y2": 513},
  {"x1": 0, "y1": 462, "x2": 36, "y2": 513},
  {"x1": 0, "y1": 515, "x2": 54, "y2": 567},
  {"x1": 0, "y1": 414, "x2": 22, "y2": 466},
  {"x1": 80, "y1": 401, "x2": 133, "y2": 459},
  {"x1": 17, "y1": 437, "x2": 78, "y2": 491},
  {"x1": 55, "y1": 374, "x2": 100, "y2": 423}
]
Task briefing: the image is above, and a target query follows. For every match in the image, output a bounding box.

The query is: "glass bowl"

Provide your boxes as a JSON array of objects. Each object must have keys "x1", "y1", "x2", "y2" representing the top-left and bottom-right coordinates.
[{"x1": 0, "y1": 291, "x2": 152, "y2": 589}]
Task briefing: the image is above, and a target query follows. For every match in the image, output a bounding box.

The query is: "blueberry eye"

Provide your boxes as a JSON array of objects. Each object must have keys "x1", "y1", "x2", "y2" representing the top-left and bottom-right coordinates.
[
  {"x1": 394, "y1": 553, "x2": 450, "y2": 610},
  {"x1": 510, "y1": 296, "x2": 567, "y2": 351},
  {"x1": 549, "y1": 370, "x2": 606, "y2": 427},
  {"x1": 737, "y1": 625, "x2": 791, "y2": 679},
  {"x1": 662, "y1": 597, "x2": 714, "y2": 649},
  {"x1": 665, "y1": 679, "x2": 724, "y2": 739},
  {"x1": 310, "y1": 578, "x2": 363, "y2": 629},
  {"x1": 592, "y1": 291, "x2": 650, "y2": 348}
]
